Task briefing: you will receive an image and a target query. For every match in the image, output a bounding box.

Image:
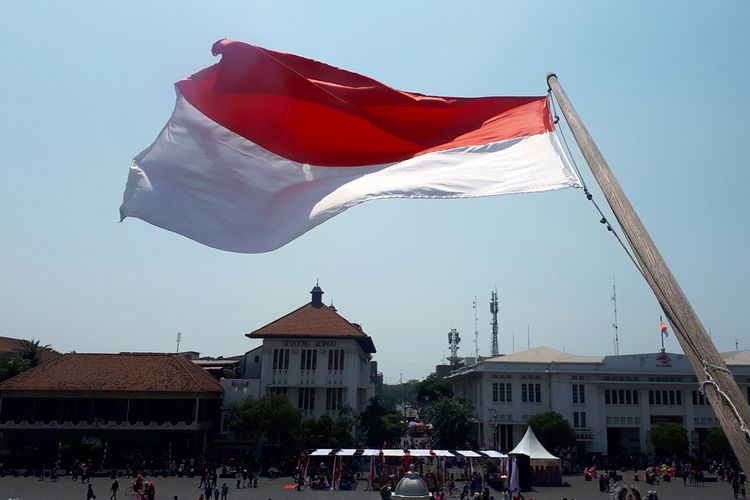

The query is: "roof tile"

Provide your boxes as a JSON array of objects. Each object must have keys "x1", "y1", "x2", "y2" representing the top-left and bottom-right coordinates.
[{"x1": 0, "y1": 353, "x2": 223, "y2": 393}]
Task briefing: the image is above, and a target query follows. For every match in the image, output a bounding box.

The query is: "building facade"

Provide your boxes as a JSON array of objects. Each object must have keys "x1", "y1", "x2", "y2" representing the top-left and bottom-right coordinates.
[
  {"x1": 237, "y1": 284, "x2": 377, "y2": 421},
  {"x1": 449, "y1": 346, "x2": 750, "y2": 457},
  {"x1": 0, "y1": 353, "x2": 223, "y2": 467}
]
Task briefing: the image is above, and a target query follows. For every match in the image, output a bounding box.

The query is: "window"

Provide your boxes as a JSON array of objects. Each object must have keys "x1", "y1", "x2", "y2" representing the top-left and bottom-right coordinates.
[
  {"x1": 272, "y1": 349, "x2": 289, "y2": 370},
  {"x1": 326, "y1": 388, "x2": 344, "y2": 411},
  {"x1": 605, "y1": 389, "x2": 639, "y2": 405},
  {"x1": 300, "y1": 349, "x2": 317, "y2": 371},
  {"x1": 693, "y1": 391, "x2": 708, "y2": 406},
  {"x1": 521, "y1": 383, "x2": 541, "y2": 403},
  {"x1": 267, "y1": 387, "x2": 287, "y2": 395},
  {"x1": 572, "y1": 384, "x2": 585, "y2": 404},
  {"x1": 574, "y1": 411, "x2": 587, "y2": 428},
  {"x1": 328, "y1": 349, "x2": 345, "y2": 371},
  {"x1": 298, "y1": 388, "x2": 315, "y2": 410},
  {"x1": 649, "y1": 389, "x2": 682, "y2": 406},
  {"x1": 493, "y1": 383, "x2": 512, "y2": 403}
]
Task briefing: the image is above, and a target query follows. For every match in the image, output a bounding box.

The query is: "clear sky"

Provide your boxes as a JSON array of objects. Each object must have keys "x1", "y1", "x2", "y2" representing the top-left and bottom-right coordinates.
[{"x1": 1, "y1": 1, "x2": 748, "y2": 383}]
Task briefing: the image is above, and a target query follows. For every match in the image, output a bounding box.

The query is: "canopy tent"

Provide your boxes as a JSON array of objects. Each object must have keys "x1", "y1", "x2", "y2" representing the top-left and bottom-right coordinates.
[
  {"x1": 508, "y1": 427, "x2": 562, "y2": 489},
  {"x1": 304, "y1": 448, "x2": 506, "y2": 458},
  {"x1": 508, "y1": 427, "x2": 559, "y2": 462}
]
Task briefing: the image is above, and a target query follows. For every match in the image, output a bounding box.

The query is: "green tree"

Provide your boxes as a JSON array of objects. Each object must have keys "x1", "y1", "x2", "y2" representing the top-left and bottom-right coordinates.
[
  {"x1": 527, "y1": 412, "x2": 576, "y2": 452},
  {"x1": 704, "y1": 427, "x2": 732, "y2": 459},
  {"x1": 649, "y1": 423, "x2": 688, "y2": 457},
  {"x1": 427, "y1": 397, "x2": 473, "y2": 449},
  {"x1": 300, "y1": 414, "x2": 353, "y2": 450},
  {"x1": 0, "y1": 339, "x2": 49, "y2": 382},
  {"x1": 359, "y1": 398, "x2": 403, "y2": 447},
  {"x1": 416, "y1": 377, "x2": 453, "y2": 404},
  {"x1": 229, "y1": 394, "x2": 302, "y2": 447}
]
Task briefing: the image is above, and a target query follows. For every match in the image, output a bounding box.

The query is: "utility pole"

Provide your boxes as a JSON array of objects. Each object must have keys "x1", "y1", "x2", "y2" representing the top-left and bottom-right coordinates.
[
  {"x1": 612, "y1": 276, "x2": 619, "y2": 355},
  {"x1": 473, "y1": 297, "x2": 479, "y2": 359}
]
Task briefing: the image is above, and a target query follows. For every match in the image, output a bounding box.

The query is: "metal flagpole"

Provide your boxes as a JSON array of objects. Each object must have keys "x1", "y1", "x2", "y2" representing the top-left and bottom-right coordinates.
[{"x1": 546, "y1": 73, "x2": 750, "y2": 472}]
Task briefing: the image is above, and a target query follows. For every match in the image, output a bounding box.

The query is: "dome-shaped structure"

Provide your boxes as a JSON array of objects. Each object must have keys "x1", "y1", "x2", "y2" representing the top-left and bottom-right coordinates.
[{"x1": 391, "y1": 467, "x2": 431, "y2": 499}]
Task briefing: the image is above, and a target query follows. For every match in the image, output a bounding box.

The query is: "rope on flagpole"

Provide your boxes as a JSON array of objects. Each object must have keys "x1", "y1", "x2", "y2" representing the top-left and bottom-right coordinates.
[{"x1": 548, "y1": 88, "x2": 645, "y2": 278}]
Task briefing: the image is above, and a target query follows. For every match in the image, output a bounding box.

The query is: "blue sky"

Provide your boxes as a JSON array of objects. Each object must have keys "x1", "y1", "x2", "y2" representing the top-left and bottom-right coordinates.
[{"x1": 1, "y1": 1, "x2": 748, "y2": 382}]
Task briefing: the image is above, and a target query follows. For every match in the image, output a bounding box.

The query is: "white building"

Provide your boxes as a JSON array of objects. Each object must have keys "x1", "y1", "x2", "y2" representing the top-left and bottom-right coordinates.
[
  {"x1": 449, "y1": 346, "x2": 750, "y2": 457},
  {"x1": 235, "y1": 284, "x2": 377, "y2": 420}
]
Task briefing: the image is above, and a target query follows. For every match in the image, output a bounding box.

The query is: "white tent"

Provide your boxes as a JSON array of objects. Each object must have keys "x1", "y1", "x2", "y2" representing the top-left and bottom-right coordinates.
[{"x1": 508, "y1": 426, "x2": 560, "y2": 463}]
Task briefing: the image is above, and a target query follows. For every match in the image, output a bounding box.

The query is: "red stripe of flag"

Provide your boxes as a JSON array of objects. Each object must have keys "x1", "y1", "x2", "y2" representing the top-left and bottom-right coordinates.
[{"x1": 177, "y1": 39, "x2": 554, "y2": 167}]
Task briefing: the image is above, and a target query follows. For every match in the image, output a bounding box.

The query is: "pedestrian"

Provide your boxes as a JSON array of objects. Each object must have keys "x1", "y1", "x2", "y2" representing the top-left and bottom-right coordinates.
[
  {"x1": 110, "y1": 478, "x2": 119, "y2": 499},
  {"x1": 213, "y1": 485, "x2": 220, "y2": 500},
  {"x1": 86, "y1": 483, "x2": 95, "y2": 500},
  {"x1": 221, "y1": 482, "x2": 230, "y2": 500}
]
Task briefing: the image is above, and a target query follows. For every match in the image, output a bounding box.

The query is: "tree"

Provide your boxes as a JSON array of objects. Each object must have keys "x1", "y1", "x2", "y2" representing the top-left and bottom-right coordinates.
[
  {"x1": 300, "y1": 414, "x2": 353, "y2": 450},
  {"x1": 416, "y1": 377, "x2": 453, "y2": 404},
  {"x1": 0, "y1": 339, "x2": 49, "y2": 382},
  {"x1": 527, "y1": 412, "x2": 576, "y2": 452},
  {"x1": 704, "y1": 427, "x2": 732, "y2": 459},
  {"x1": 359, "y1": 397, "x2": 403, "y2": 447},
  {"x1": 649, "y1": 423, "x2": 688, "y2": 458},
  {"x1": 428, "y1": 397, "x2": 474, "y2": 449},
  {"x1": 229, "y1": 394, "x2": 302, "y2": 447}
]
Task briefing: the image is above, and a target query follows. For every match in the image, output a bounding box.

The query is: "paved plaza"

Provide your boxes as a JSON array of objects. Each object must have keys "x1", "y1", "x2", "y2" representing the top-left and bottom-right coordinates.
[{"x1": 0, "y1": 474, "x2": 744, "y2": 500}]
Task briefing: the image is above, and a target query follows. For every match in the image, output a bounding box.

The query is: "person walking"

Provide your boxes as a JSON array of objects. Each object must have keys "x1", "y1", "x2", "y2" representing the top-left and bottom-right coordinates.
[
  {"x1": 220, "y1": 482, "x2": 230, "y2": 500},
  {"x1": 110, "y1": 478, "x2": 119, "y2": 499},
  {"x1": 86, "y1": 483, "x2": 95, "y2": 500}
]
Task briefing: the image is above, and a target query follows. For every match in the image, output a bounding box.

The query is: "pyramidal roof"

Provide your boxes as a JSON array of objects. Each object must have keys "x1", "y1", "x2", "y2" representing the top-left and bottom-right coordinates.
[
  {"x1": 246, "y1": 285, "x2": 376, "y2": 353},
  {"x1": 484, "y1": 346, "x2": 603, "y2": 364},
  {"x1": 509, "y1": 426, "x2": 559, "y2": 460}
]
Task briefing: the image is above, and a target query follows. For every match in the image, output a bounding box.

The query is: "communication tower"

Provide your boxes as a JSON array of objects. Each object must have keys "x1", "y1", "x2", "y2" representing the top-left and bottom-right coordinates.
[
  {"x1": 447, "y1": 328, "x2": 461, "y2": 367},
  {"x1": 490, "y1": 288, "x2": 499, "y2": 356}
]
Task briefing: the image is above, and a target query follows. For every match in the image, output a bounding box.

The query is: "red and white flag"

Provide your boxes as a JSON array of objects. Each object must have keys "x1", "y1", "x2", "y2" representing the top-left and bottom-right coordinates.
[{"x1": 120, "y1": 39, "x2": 581, "y2": 253}]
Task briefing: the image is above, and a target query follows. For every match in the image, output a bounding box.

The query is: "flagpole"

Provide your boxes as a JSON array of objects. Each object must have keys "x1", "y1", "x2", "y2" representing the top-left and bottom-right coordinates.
[
  {"x1": 660, "y1": 316, "x2": 665, "y2": 352},
  {"x1": 547, "y1": 73, "x2": 750, "y2": 472}
]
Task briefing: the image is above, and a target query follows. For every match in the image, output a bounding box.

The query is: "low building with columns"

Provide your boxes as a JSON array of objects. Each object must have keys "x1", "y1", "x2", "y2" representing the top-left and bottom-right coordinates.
[
  {"x1": 0, "y1": 353, "x2": 222, "y2": 467},
  {"x1": 449, "y1": 346, "x2": 750, "y2": 458}
]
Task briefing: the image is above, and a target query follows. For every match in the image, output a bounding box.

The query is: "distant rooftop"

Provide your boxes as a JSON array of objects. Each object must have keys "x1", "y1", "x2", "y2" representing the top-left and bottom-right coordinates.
[
  {"x1": 482, "y1": 346, "x2": 603, "y2": 364},
  {"x1": 0, "y1": 353, "x2": 223, "y2": 393},
  {"x1": 246, "y1": 284, "x2": 376, "y2": 353},
  {"x1": 0, "y1": 336, "x2": 60, "y2": 364}
]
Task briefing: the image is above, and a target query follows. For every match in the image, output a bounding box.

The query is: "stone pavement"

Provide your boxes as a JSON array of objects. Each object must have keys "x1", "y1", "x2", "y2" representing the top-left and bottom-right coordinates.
[{"x1": 0, "y1": 474, "x2": 743, "y2": 500}]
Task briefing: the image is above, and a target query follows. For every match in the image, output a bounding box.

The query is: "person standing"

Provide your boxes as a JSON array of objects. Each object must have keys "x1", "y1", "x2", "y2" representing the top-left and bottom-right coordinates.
[
  {"x1": 110, "y1": 478, "x2": 119, "y2": 499},
  {"x1": 220, "y1": 482, "x2": 230, "y2": 500}
]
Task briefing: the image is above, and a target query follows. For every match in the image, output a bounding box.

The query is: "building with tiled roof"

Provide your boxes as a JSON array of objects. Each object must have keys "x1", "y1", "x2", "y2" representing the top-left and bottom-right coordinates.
[
  {"x1": 0, "y1": 353, "x2": 223, "y2": 468},
  {"x1": 229, "y1": 284, "x2": 378, "y2": 424}
]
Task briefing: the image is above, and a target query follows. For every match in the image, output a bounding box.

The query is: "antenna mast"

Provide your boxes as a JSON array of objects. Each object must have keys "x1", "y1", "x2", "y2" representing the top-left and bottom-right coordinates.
[
  {"x1": 473, "y1": 297, "x2": 479, "y2": 359},
  {"x1": 490, "y1": 288, "x2": 499, "y2": 356},
  {"x1": 612, "y1": 276, "x2": 619, "y2": 355},
  {"x1": 176, "y1": 332, "x2": 182, "y2": 354},
  {"x1": 447, "y1": 328, "x2": 462, "y2": 367}
]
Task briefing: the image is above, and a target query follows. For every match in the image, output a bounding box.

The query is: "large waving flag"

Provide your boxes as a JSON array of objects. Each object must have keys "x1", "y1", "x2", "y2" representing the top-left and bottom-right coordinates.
[{"x1": 120, "y1": 39, "x2": 581, "y2": 253}]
